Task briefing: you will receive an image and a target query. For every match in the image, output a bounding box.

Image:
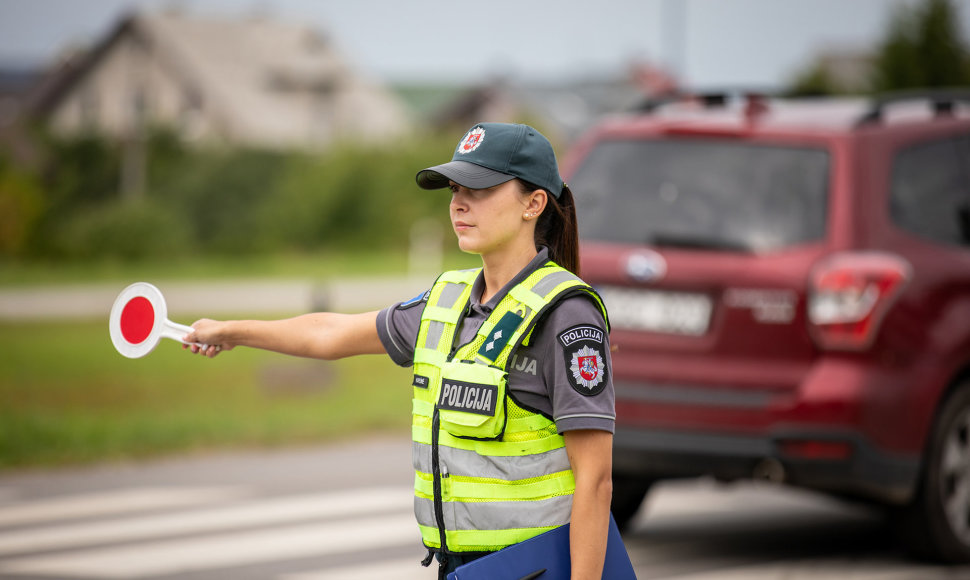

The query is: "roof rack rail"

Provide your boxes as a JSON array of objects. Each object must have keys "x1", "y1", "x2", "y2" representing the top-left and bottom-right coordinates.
[
  {"x1": 633, "y1": 88, "x2": 776, "y2": 113},
  {"x1": 856, "y1": 88, "x2": 970, "y2": 127}
]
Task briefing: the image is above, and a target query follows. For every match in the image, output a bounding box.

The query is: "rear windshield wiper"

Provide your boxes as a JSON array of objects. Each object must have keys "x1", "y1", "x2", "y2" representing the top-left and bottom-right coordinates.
[{"x1": 647, "y1": 233, "x2": 753, "y2": 252}]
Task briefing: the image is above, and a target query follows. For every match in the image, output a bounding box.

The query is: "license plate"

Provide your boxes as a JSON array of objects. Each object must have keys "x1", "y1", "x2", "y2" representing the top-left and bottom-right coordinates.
[{"x1": 596, "y1": 286, "x2": 712, "y2": 335}]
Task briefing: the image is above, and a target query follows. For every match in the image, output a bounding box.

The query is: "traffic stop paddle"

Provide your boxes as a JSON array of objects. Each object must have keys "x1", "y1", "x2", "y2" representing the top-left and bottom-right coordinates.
[{"x1": 109, "y1": 282, "x2": 207, "y2": 358}]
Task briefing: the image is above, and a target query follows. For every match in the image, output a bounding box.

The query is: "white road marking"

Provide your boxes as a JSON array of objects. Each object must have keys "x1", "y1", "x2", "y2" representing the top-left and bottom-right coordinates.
[
  {"x1": 0, "y1": 487, "x2": 412, "y2": 555},
  {"x1": 646, "y1": 480, "x2": 858, "y2": 521},
  {"x1": 280, "y1": 556, "x2": 434, "y2": 580},
  {"x1": 0, "y1": 512, "x2": 419, "y2": 578},
  {"x1": 0, "y1": 487, "x2": 249, "y2": 527}
]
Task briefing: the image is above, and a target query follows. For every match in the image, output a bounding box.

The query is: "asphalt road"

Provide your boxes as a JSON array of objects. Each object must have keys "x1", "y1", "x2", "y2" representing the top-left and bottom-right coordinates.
[{"x1": 2, "y1": 437, "x2": 969, "y2": 580}]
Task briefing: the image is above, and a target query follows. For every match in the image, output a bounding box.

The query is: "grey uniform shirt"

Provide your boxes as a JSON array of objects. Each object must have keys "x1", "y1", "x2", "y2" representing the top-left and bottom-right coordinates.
[{"x1": 376, "y1": 248, "x2": 615, "y2": 433}]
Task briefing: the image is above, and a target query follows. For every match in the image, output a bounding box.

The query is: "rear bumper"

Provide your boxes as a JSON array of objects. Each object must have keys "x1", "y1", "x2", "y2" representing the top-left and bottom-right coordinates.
[
  {"x1": 609, "y1": 353, "x2": 938, "y2": 505},
  {"x1": 612, "y1": 425, "x2": 920, "y2": 504}
]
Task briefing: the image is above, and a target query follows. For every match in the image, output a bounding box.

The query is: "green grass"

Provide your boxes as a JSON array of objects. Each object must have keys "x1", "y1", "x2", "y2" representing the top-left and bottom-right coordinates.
[
  {"x1": 0, "y1": 249, "x2": 485, "y2": 468},
  {"x1": 0, "y1": 319, "x2": 414, "y2": 468}
]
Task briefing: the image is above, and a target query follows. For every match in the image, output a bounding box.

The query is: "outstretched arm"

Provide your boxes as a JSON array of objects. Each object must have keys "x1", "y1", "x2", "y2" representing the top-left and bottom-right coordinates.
[{"x1": 184, "y1": 311, "x2": 385, "y2": 360}]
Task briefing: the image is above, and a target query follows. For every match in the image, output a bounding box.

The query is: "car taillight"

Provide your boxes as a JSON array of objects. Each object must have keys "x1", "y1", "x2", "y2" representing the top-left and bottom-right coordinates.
[{"x1": 808, "y1": 252, "x2": 911, "y2": 350}]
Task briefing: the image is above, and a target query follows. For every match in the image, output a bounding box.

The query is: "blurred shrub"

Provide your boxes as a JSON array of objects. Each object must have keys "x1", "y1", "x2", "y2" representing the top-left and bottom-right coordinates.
[
  {"x1": 26, "y1": 131, "x2": 126, "y2": 258},
  {"x1": 50, "y1": 200, "x2": 191, "y2": 261},
  {"x1": 0, "y1": 155, "x2": 46, "y2": 257},
  {"x1": 18, "y1": 129, "x2": 457, "y2": 261},
  {"x1": 156, "y1": 147, "x2": 292, "y2": 253},
  {"x1": 264, "y1": 139, "x2": 453, "y2": 251},
  {"x1": 41, "y1": 131, "x2": 123, "y2": 211}
]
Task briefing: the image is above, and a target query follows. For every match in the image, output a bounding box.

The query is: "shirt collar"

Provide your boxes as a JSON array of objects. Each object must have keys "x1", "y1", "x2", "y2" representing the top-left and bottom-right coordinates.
[{"x1": 469, "y1": 247, "x2": 551, "y2": 313}]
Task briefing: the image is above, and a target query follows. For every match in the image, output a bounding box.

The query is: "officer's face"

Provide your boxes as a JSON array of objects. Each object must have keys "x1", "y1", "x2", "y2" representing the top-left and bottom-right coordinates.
[{"x1": 449, "y1": 180, "x2": 533, "y2": 256}]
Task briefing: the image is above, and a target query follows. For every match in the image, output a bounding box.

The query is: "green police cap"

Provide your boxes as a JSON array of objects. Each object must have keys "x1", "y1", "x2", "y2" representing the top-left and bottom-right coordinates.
[{"x1": 416, "y1": 123, "x2": 565, "y2": 198}]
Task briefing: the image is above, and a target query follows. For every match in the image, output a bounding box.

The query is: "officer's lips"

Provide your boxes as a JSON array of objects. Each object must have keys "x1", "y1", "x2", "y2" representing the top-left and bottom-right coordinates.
[{"x1": 453, "y1": 220, "x2": 473, "y2": 231}]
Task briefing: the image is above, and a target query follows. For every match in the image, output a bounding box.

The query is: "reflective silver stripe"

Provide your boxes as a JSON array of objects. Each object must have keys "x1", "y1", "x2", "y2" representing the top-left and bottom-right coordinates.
[
  {"x1": 437, "y1": 282, "x2": 467, "y2": 309},
  {"x1": 424, "y1": 320, "x2": 445, "y2": 350},
  {"x1": 556, "y1": 413, "x2": 616, "y2": 421},
  {"x1": 412, "y1": 437, "x2": 428, "y2": 472},
  {"x1": 415, "y1": 495, "x2": 436, "y2": 527},
  {"x1": 412, "y1": 441, "x2": 570, "y2": 480},
  {"x1": 532, "y1": 270, "x2": 579, "y2": 298},
  {"x1": 415, "y1": 495, "x2": 572, "y2": 531},
  {"x1": 423, "y1": 281, "x2": 467, "y2": 350},
  {"x1": 453, "y1": 495, "x2": 572, "y2": 530}
]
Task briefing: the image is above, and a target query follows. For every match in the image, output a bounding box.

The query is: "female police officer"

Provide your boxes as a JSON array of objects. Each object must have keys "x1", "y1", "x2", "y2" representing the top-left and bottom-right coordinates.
[{"x1": 184, "y1": 123, "x2": 614, "y2": 580}]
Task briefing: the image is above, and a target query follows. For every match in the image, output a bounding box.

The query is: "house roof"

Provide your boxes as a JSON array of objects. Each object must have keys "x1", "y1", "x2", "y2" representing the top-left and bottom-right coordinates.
[
  {"x1": 28, "y1": 10, "x2": 406, "y2": 145},
  {"x1": 140, "y1": 11, "x2": 351, "y2": 142}
]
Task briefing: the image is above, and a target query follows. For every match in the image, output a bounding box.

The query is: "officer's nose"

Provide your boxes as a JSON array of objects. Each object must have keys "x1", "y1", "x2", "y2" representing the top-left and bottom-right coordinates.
[{"x1": 450, "y1": 189, "x2": 470, "y2": 213}]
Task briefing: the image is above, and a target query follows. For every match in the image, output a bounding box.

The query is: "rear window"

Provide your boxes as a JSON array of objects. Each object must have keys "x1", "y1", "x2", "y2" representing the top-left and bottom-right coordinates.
[{"x1": 570, "y1": 139, "x2": 830, "y2": 252}]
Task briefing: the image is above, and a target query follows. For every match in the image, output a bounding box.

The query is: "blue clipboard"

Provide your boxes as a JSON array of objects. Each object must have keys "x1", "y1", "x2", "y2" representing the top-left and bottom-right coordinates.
[{"x1": 447, "y1": 514, "x2": 637, "y2": 580}]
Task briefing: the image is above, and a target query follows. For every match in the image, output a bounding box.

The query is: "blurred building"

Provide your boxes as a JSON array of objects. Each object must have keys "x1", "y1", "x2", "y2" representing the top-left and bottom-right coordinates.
[
  {"x1": 812, "y1": 49, "x2": 873, "y2": 94},
  {"x1": 0, "y1": 66, "x2": 45, "y2": 165},
  {"x1": 27, "y1": 10, "x2": 411, "y2": 149},
  {"x1": 0, "y1": 67, "x2": 42, "y2": 127},
  {"x1": 786, "y1": 47, "x2": 875, "y2": 96},
  {"x1": 429, "y1": 61, "x2": 678, "y2": 144}
]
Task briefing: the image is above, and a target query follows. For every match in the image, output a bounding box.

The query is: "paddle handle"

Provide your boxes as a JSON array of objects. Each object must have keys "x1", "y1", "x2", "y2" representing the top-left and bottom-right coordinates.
[
  {"x1": 160, "y1": 320, "x2": 193, "y2": 342},
  {"x1": 160, "y1": 319, "x2": 212, "y2": 350}
]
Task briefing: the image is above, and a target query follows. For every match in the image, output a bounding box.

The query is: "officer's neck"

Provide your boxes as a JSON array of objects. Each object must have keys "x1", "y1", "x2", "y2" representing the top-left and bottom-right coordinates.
[{"x1": 479, "y1": 244, "x2": 538, "y2": 304}]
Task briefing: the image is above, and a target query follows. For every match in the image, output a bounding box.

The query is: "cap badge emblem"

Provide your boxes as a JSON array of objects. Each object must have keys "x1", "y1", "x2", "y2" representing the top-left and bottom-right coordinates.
[{"x1": 458, "y1": 126, "x2": 485, "y2": 154}]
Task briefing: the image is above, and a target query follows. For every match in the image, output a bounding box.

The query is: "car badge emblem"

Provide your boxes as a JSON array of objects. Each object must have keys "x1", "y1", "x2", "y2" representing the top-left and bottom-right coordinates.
[{"x1": 626, "y1": 251, "x2": 666, "y2": 282}]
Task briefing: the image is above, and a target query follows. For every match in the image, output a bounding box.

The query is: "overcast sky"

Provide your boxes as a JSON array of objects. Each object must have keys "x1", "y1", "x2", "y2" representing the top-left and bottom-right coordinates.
[{"x1": 1, "y1": 0, "x2": 969, "y2": 88}]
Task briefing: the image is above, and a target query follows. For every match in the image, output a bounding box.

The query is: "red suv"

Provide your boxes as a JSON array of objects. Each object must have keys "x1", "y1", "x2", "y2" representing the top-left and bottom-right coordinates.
[{"x1": 565, "y1": 91, "x2": 970, "y2": 562}]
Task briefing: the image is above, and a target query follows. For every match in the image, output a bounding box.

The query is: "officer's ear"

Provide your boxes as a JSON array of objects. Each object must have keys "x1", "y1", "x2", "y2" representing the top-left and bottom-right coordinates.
[{"x1": 523, "y1": 188, "x2": 547, "y2": 221}]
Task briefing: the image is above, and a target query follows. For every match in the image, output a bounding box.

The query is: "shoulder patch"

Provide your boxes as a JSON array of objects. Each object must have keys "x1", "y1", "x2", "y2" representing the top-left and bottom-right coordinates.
[
  {"x1": 558, "y1": 324, "x2": 608, "y2": 396},
  {"x1": 397, "y1": 290, "x2": 430, "y2": 310}
]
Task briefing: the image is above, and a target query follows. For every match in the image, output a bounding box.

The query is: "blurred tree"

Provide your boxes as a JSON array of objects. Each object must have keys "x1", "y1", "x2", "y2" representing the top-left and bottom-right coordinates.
[
  {"x1": 53, "y1": 199, "x2": 191, "y2": 261},
  {"x1": 872, "y1": 0, "x2": 970, "y2": 91},
  {"x1": 0, "y1": 155, "x2": 45, "y2": 257},
  {"x1": 41, "y1": 133, "x2": 120, "y2": 212},
  {"x1": 28, "y1": 129, "x2": 193, "y2": 259},
  {"x1": 786, "y1": 0, "x2": 970, "y2": 96},
  {"x1": 786, "y1": 61, "x2": 844, "y2": 97},
  {"x1": 17, "y1": 125, "x2": 458, "y2": 261},
  {"x1": 155, "y1": 147, "x2": 290, "y2": 254}
]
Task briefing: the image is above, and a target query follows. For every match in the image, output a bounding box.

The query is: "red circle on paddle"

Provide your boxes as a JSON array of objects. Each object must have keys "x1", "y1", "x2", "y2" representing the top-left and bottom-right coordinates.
[{"x1": 120, "y1": 296, "x2": 154, "y2": 344}]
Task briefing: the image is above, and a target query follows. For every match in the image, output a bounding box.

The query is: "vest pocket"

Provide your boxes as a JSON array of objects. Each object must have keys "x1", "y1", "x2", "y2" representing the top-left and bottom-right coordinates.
[{"x1": 436, "y1": 361, "x2": 507, "y2": 439}]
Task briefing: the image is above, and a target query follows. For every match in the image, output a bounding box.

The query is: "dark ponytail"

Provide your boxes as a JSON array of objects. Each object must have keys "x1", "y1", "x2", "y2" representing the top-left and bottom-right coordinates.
[{"x1": 519, "y1": 180, "x2": 580, "y2": 276}]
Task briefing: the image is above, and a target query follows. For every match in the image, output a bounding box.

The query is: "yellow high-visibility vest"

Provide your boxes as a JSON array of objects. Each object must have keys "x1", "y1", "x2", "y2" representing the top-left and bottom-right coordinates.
[{"x1": 411, "y1": 262, "x2": 608, "y2": 553}]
